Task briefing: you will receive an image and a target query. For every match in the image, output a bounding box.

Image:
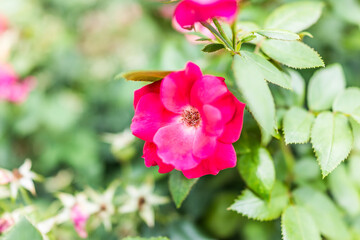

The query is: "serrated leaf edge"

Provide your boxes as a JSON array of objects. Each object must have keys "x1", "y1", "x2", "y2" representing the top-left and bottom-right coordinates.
[{"x1": 310, "y1": 114, "x2": 353, "y2": 178}]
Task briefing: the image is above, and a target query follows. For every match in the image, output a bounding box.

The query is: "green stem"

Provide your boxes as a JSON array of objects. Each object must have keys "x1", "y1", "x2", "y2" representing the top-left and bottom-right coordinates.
[
  {"x1": 213, "y1": 19, "x2": 234, "y2": 50},
  {"x1": 200, "y1": 22, "x2": 234, "y2": 51},
  {"x1": 280, "y1": 138, "x2": 296, "y2": 186},
  {"x1": 20, "y1": 187, "x2": 32, "y2": 205},
  {"x1": 231, "y1": 21, "x2": 237, "y2": 50}
]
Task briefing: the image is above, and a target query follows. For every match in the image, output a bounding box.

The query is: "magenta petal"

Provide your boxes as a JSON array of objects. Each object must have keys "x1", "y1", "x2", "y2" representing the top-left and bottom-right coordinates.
[
  {"x1": 219, "y1": 99, "x2": 246, "y2": 144},
  {"x1": 202, "y1": 104, "x2": 224, "y2": 136},
  {"x1": 211, "y1": 93, "x2": 237, "y2": 124},
  {"x1": 143, "y1": 142, "x2": 159, "y2": 167},
  {"x1": 131, "y1": 93, "x2": 175, "y2": 142},
  {"x1": 157, "y1": 158, "x2": 175, "y2": 174},
  {"x1": 174, "y1": 0, "x2": 238, "y2": 29},
  {"x1": 134, "y1": 81, "x2": 161, "y2": 110},
  {"x1": 143, "y1": 142, "x2": 174, "y2": 173},
  {"x1": 161, "y1": 62, "x2": 202, "y2": 113},
  {"x1": 193, "y1": 130, "x2": 217, "y2": 158},
  {"x1": 183, "y1": 142, "x2": 237, "y2": 179},
  {"x1": 190, "y1": 75, "x2": 228, "y2": 108},
  {"x1": 154, "y1": 123, "x2": 200, "y2": 170}
]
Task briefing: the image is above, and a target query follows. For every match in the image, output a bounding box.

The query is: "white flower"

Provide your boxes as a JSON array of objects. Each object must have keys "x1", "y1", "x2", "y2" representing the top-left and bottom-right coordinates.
[
  {"x1": 102, "y1": 129, "x2": 135, "y2": 150},
  {"x1": 0, "y1": 159, "x2": 40, "y2": 199},
  {"x1": 119, "y1": 183, "x2": 168, "y2": 227}
]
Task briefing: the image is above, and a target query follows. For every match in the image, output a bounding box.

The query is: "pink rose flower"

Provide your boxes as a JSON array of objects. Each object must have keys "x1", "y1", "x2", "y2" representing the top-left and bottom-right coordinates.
[
  {"x1": 0, "y1": 217, "x2": 14, "y2": 233},
  {"x1": 131, "y1": 62, "x2": 245, "y2": 178},
  {"x1": 70, "y1": 204, "x2": 89, "y2": 239},
  {"x1": 0, "y1": 64, "x2": 35, "y2": 103},
  {"x1": 174, "y1": 0, "x2": 238, "y2": 29},
  {"x1": 0, "y1": 14, "x2": 8, "y2": 34},
  {"x1": 172, "y1": 18, "x2": 216, "y2": 44}
]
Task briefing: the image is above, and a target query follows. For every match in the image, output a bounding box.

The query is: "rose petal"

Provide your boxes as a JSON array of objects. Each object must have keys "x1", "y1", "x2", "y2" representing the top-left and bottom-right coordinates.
[
  {"x1": 161, "y1": 62, "x2": 201, "y2": 113},
  {"x1": 202, "y1": 104, "x2": 224, "y2": 136},
  {"x1": 190, "y1": 75, "x2": 228, "y2": 109},
  {"x1": 219, "y1": 99, "x2": 245, "y2": 143},
  {"x1": 134, "y1": 81, "x2": 161, "y2": 110},
  {"x1": 174, "y1": 0, "x2": 238, "y2": 29},
  {"x1": 131, "y1": 93, "x2": 176, "y2": 142},
  {"x1": 182, "y1": 142, "x2": 236, "y2": 178},
  {"x1": 143, "y1": 142, "x2": 174, "y2": 173},
  {"x1": 154, "y1": 123, "x2": 200, "y2": 170}
]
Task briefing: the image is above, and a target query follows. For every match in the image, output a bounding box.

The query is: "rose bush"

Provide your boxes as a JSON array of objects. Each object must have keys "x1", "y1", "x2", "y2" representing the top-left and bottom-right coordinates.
[{"x1": 131, "y1": 62, "x2": 245, "y2": 178}]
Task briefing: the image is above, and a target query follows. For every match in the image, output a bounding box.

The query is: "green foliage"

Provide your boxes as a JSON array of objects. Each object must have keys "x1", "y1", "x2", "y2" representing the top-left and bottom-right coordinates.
[
  {"x1": 328, "y1": 164, "x2": 360, "y2": 216},
  {"x1": 229, "y1": 182, "x2": 289, "y2": 221},
  {"x1": 281, "y1": 206, "x2": 321, "y2": 240},
  {"x1": 169, "y1": 171, "x2": 198, "y2": 208},
  {"x1": 202, "y1": 43, "x2": 225, "y2": 53},
  {"x1": 123, "y1": 237, "x2": 169, "y2": 240},
  {"x1": 283, "y1": 107, "x2": 314, "y2": 144},
  {"x1": 261, "y1": 40, "x2": 324, "y2": 69},
  {"x1": 256, "y1": 30, "x2": 300, "y2": 41},
  {"x1": 1, "y1": 218, "x2": 43, "y2": 240},
  {"x1": 333, "y1": 87, "x2": 360, "y2": 124},
  {"x1": 307, "y1": 64, "x2": 346, "y2": 112},
  {"x1": 293, "y1": 187, "x2": 352, "y2": 240},
  {"x1": 233, "y1": 55, "x2": 276, "y2": 135},
  {"x1": 311, "y1": 112, "x2": 353, "y2": 177},
  {"x1": 240, "y1": 50, "x2": 292, "y2": 89},
  {"x1": 264, "y1": 1, "x2": 324, "y2": 33},
  {"x1": 238, "y1": 147, "x2": 275, "y2": 200}
]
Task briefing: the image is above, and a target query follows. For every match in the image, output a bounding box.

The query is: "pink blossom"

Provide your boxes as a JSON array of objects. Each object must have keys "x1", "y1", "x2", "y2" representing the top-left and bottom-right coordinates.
[
  {"x1": 0, "y1": 64, "x2": 35, "y2": 103},
  {"x1": 131, "y1": 62, "x2": 245, "y2": 178},
  {"x1": 0, "y1": 216, "x2": 14, "y2": 233},
  {"x1": 0, "y1": 14, "x2": 8, "y2": 34},
  {"x1": 174, "y1": 0, "x2": 238, "y2": 29},
  {"x1": 70, "y1": 204, "x2": 89, "y2": 238},
  {"x1": 172, "y1": 18, "x2": 216, "y2": 44}
]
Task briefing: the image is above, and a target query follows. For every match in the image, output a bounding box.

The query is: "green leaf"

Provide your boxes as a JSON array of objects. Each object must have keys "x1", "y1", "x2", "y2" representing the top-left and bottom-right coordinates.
[
  {"x1": 293, "y1": 157, "x2": 321, "y2": 183},
  {"x1": 202, "y1": 43, "x2": 225, "y2": 53},
  {"x1": 281, "y1": 206, "x2": 321, "y2": 240},
  {"x1": 328, "y1": 0, "x2": 360, "y2": 26},
  {"x1": 241, "y1": 50, "x2": 292, "y2": 89},
  {"x1": 233, "y1": 55, "x2": 276, "y2": 135},
  {"x1": 328, "y1": 164, "x2": 360, "y2": 216},
  {"x1": 271, "y1": 70, "x2": 305, "y2": 108},
  {"x1": 119, "y1": 70, "x2": 173, "y2": 82},
  {"x1": 264, "y1": 1, "x2": 324, "y2": 33},
  {"x1": 311, "y1": 112, "x2": 353, "y2": 177},
  {"x1": 229, "y1": 182, "x2": 289, "y2": 221},
  {"x1": 124, "y1": 237, "x2": 169, "y2": 240},
  {"x1": 169, "y1": 171, "x2": 198, "y2": 208},
  {"x1": 2, "y1": 217, "x2": 43, "y2": 240},
  {"x1": 308, "y1": 64, "x2": 346, "y2": 112},
  {"x1": 293, "y1": 187, "x2": 352, "y2": 240},
  {"x1": 333, "y1": 87, "x2": 360, "y2": 124},
  {"x1": 283, "y1": 107, "x2": 314, "y2": 144},
  {"x1": 256, "y1": 29, "x2": 300, "y2": 41},
  {"x1": 261, "y1": 39, "x2": 324, "y2": 69},
  {"x1": 238, "y1": 147, "x2": 275, "y2": 200},
  {"x1": 349, "y1": 153, "x2": 360, "y2": 188}
]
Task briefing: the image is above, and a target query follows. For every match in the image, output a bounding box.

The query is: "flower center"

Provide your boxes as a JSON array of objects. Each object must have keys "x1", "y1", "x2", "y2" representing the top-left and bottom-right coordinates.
[
  {"x1": 12, "y1": 169, "x2": 22, "y2": 180},
  {"x1": 181, "y1": 107, "x2": 201, "y2": 127}
]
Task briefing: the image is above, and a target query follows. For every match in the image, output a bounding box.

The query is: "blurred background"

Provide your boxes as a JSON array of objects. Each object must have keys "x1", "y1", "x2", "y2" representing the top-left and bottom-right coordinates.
[{"x1": 0, "y1": 0, "x2": 359, "y2": 239}]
